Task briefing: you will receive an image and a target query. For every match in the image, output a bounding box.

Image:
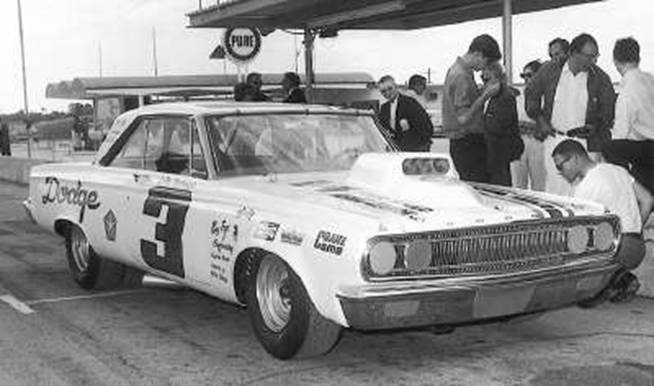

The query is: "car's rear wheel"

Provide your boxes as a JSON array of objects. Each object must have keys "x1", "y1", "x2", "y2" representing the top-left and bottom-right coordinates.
[
  {"x1": 65, "y1": 225, "x2": 127, "y2": 290},
  {"x1": 247, "y1": 253, "x2": 341, "y2": 359}
]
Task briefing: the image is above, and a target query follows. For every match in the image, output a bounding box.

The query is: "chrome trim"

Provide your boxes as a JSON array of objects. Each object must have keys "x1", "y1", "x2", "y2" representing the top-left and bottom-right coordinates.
[
  {"x1": 343, "y1": 260, "x2": 618, "y2": 299},
  {"x1": 362, "y1": 215, "x2": 621, "y2": 282}
]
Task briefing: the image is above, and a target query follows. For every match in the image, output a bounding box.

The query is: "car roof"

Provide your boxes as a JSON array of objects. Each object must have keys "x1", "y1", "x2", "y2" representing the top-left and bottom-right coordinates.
[{"x1": 127, "y1": 101, "x2": 374, "y2": 116}]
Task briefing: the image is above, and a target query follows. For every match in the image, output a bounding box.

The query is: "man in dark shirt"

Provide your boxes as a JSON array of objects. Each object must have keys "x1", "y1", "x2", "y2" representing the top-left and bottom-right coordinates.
[
  {"x1": 442, "y1": 34, "x2": 502, "y2": 182},
  {"x1": 377, "y1": 75, "x2": 433, "y2": 152},
  {"x1": 282, "y1": 72, "x2": 307, "y2": 103},
  {"x1": 525, "y1": 33, "x2": 615, "y2": 195},
  {"x1": 246, "y1": 72, "x2": 271, "y2": 102}
]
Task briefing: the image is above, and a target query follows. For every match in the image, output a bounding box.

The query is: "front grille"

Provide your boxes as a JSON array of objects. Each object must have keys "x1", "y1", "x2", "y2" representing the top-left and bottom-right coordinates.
[{"x1": 364, "y1": 215, "x2": 620, "y2": 281}]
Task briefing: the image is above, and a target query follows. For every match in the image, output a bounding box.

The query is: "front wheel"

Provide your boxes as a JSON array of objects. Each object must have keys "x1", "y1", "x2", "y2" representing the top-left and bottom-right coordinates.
[
  {"x1": 247, "y1": 254, "x2": 341, "y2": 359},
  {"x1": 65, "y1": 225, "x2": 127, "y2": 290}
]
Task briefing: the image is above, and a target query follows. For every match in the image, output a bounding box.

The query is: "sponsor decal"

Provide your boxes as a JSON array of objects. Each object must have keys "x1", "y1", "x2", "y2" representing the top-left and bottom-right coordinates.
[
  {"x1": 253, "y1": 221, "x2": 280, "y2": 241},
  {"x1": 210, "y1": 218, "x2": 238, "y2": 284},
  {"x1": 313, "y1": 231, "x2": 347, "y2": 256},
  {"x1": 41, "y1": 177, "x2": 100, "y2": 223},
  {"x1": 280, "y1": 229, "x2": 304, "y2": 246},
  {"x1": 236, "y1": 205, "x2": 255, "y2": 221},
  {"x1": 103, "y1": 210, "x2": 117, "y2": 241}
]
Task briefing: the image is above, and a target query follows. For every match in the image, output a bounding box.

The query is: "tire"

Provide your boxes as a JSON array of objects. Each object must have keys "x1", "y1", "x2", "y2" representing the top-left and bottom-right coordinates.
[
  {"x1": 247, "y1": 254, "x2": 342, "y2": 359},
  {"x1": 65, "y1": 225, "x2": 126, "y2": 290}
]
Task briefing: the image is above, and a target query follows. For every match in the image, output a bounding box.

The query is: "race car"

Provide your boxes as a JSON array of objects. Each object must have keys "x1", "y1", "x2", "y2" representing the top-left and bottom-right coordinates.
[{"x1": 24, "y1": 101, "x2": 622, "y2": 359}]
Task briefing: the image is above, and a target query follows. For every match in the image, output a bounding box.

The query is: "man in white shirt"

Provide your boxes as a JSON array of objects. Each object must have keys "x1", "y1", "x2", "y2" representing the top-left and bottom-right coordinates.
[
  {"x1": 602, "y1": 37, "x2": 654, "y2": 195},
  {"x1": 525, "y1": 33, "x2": 615, "y2": 196},
  {"x1": 552, "y1": 139, "x2": 653, "y2": 303}
]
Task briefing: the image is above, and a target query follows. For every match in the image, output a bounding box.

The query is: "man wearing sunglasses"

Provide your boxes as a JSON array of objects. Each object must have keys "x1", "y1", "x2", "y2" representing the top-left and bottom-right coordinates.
[
  {"x1": 377, "y1": 75, "x2": 433, "y2": 152},
  {"x1": 526, "y1": 33, "x2": 615, "y2": 196},
  {"x1": 552, "y1": 139, "x2": 653, "y2": 303}
]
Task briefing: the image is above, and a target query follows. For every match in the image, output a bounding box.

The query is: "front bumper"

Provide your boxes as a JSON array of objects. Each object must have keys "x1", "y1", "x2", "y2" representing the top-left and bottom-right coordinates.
[{"x1": 337, "y1": 262, "x2": 619, "y2": 330}]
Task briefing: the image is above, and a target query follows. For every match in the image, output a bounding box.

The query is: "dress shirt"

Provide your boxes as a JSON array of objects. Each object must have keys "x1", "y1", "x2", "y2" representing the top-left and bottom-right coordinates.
[
  {"x1": 613, "y1": 67, "x2": 654, "y2": 140},
  {"x1": 551, "y1": 62, "x2": 588, "y2": 133},
  {"x1": 389, "y1": 96, "x2": 398, "y2": 131}
]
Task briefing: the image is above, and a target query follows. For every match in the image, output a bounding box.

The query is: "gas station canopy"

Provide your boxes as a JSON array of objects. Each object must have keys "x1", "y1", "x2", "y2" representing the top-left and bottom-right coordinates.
[{"x1": 187, "y1": 0, "x2": 602, "y2": 30}]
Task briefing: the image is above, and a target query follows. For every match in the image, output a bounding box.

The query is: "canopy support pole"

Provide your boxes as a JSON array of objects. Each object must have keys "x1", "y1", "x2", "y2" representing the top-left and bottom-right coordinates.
[
  {"x1": 502, "y1": 0, "x2": 513, "y2": 84},
  {"x1": 303, "y1": 28, "x2": 316, "y2": 103}
]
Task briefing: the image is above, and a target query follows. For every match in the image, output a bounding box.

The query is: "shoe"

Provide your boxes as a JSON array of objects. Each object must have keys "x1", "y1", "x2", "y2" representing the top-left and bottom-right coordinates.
[{"x1": 609, "y1": 272, "x2": 640, "y2": 303}]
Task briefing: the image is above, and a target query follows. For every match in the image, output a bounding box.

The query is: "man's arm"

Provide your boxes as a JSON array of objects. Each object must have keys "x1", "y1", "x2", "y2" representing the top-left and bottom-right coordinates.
[
  {"x1": 457, "y1": 84, "x2": 499, "y2": 125},
  {"x1": 634, "y1": 180, "x2": 654, "y2": 225},
  {"x1": 524, "y1": 64, "x2": 555, "y2": 140}
]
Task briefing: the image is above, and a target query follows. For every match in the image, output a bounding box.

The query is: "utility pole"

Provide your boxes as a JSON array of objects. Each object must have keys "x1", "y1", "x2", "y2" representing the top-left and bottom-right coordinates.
[
  {"x1": 98, "y1": 41, "x2": 103, "y2": 77},
  {"x1": 17, "y1": 0, "x2": 30, "y2": 158},
  {"x1": 152, "y1": 27, "x2": 159, "y2": 77}
]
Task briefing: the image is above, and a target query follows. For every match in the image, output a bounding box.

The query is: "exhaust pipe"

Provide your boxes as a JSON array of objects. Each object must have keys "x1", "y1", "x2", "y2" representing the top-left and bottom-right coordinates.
[{"x1": 141, "y1": 274, "x2": 187, "y2": 290}]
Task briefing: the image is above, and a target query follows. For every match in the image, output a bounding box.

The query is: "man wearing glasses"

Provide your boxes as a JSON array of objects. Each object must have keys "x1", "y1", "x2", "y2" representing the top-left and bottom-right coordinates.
[
  {"x1": 552, "y1": 139, "x2": 653, "y2": 303},
  {"x1": 526, "y1": 33, "x2": 615, "y2": 196},
  {"x1": 442, "y1": 34, "x2": 502, "y2": 182},
  {"x1": 512, "y1": 60, "x2": 546, "y2": 191}
]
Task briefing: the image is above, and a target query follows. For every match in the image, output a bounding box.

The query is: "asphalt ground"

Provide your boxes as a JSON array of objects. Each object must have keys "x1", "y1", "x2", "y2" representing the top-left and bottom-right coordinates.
[{"x1": 1, "y1": 181, "x2": 654, "y2": 385}]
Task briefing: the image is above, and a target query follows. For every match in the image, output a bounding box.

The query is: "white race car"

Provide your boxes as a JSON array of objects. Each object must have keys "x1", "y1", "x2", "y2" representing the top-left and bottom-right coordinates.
[{"x1": 24, "y1": 101, "x2": 621, "y2": 359}]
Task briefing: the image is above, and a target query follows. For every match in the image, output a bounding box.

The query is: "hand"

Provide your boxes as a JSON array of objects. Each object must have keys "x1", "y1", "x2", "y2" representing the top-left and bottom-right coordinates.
[
  {"x1": 534, "y1": 121, "x2": 555, "y2": 141},
  {"x1": 482, "y1": 82, "x2": 501, "y2": 99},
  {"x1": 399, "y1": 119, "x2": 410, "y2": 132}
]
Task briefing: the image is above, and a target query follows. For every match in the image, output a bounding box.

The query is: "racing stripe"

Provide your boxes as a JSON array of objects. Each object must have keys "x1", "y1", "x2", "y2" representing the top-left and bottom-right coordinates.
[
  {"x1": 473, "y1": 185, "x2": 567, "y2": 218},
  {"x1": 474, "y1": 188, "x2": 547, "y2": 219}
]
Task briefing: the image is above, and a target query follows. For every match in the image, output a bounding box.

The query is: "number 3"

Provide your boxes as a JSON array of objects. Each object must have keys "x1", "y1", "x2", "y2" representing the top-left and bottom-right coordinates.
[{"x1": 140, "y1": 186, "x2": 192, "y2": 278}]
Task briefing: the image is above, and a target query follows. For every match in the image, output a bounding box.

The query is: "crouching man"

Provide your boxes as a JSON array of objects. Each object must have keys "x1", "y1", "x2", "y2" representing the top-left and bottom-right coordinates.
[{"x1": 552, "y1": 139, "x2": 653, "y2": 303}]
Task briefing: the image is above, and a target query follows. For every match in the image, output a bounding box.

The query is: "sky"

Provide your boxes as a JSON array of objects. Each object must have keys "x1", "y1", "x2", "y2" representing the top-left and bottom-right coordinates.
[{"x1": 1, "y1": 0, "x2": 654, "y2": 114}]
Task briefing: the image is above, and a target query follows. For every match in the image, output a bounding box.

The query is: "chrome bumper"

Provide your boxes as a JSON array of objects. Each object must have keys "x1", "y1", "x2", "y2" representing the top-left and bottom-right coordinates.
[{"x1": 337, "y1": 262, "x2": 619, "y2": 330}]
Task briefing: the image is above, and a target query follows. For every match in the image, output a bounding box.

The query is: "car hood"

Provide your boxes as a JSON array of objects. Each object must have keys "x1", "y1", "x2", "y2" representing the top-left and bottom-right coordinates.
[{"x1": 218, "y1": 153, "x2": 605, "y2": 234}]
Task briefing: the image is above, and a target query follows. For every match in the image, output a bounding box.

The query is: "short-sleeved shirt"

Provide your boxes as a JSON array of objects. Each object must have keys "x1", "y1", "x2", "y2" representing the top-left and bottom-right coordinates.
[
  {"x1": 613, "y1": 68, "x2": 654, "y2": 140},
  {"x1": 442, "y1": 57, "x2": 483, "y2": 138},
  {"x1": 573, "y1": 163, "x2": 642, "y2": 233}
]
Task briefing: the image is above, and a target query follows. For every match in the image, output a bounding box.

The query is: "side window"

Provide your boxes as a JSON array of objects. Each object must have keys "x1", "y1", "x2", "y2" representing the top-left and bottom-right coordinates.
[
  {"x1": 109, "y1": 118, "x2": 164, "y2": 171},
  {"x1": 108, "y1": 116, "x2": 207, "y2": 179}
]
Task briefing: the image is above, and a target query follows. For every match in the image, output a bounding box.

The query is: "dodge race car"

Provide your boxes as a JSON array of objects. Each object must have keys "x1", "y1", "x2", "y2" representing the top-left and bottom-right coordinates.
[{"x1": 24, "y1": 101, "x2": 622, "y2": 359}]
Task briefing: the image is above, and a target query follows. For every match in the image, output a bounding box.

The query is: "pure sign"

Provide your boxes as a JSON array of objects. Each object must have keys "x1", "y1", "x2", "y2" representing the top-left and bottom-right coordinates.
[{"x1": 223, "y1": 27, "x2": 262, "y2": 63}]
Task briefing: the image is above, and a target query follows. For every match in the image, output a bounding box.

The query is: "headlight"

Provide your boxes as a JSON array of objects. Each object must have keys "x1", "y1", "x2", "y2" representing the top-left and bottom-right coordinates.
[
  {"x1": 567, "y1": 225, "x2": 589, "y2": 254},
  {"x1": 593, "y1": 222, "x2": 614, "y2": 251},
  {"x1": 368, "y1": 241, "x2": 397, "y2": 275},
  {"x1": 404, "y1": 240, "x2": 431, "y2": 271}
]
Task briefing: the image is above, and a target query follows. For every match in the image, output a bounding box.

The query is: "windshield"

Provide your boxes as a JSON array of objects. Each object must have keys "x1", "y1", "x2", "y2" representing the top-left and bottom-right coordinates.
[{"x1": 205, "y1": 113, "x2": 392, "y2": 176}]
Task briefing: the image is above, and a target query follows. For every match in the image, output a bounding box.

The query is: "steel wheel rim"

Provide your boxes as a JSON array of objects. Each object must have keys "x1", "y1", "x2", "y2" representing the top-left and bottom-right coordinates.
[
  {"x1": 71, "y1": 227, "x2": 90, "y2": 272},
  {"x1": 256, "y1": 256, "x2": 291, "y2": 333}
]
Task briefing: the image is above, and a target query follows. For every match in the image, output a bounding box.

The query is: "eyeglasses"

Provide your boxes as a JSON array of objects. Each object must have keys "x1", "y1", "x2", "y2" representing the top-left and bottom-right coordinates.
[
  {"x1": 554, "y1": 157, "x2": 571, "y2": 171},
  {"x1": 520, "y1": 72, "x2": 533, "y2": 80},
  {"x1": 578, "y1": 51, "x2": 599, "y2": 61}
]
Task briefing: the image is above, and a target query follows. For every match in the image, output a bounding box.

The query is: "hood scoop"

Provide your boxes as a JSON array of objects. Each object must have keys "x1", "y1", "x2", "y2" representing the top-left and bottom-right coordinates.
[{"x1": 346, "y1": 152, "x2": 485, "y2": 209}]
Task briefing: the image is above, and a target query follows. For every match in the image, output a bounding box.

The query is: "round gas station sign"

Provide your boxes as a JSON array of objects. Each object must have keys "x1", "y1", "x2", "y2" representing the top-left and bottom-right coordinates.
[{"x1": 223, "y1": 27, "x2": 262, "y2": 63}]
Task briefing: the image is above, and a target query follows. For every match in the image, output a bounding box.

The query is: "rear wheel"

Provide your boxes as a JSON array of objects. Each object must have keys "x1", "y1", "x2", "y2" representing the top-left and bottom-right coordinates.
[
  {"x1": 247, "y1": 254, "x2": 341, "y2": 359},
  {"x1": 65, "y1": 225, "x2": 127, "y2": 290}
]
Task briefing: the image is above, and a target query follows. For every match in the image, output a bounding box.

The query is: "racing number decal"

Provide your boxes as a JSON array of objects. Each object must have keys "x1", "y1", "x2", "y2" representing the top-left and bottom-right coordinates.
[{"x1": 140, "y1": 186, "x2": 192, "y2": 278}]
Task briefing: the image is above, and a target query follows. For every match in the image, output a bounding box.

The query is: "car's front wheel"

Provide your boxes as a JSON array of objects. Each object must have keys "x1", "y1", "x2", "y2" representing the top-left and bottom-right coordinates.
[
  {"x1": 247, "y1": 253, "x2": 341, "y2": 359},
  {"x1": 65, "y1": 225, "x2": 128, "y2": 290}
]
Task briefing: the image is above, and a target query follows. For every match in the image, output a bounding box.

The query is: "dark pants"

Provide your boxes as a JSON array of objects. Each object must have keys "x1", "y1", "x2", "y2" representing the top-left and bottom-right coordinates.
[
  {"x1": 485, "y1": 134, "x2": 512, "y2": 186},
  {"x1": 614, "y1": 233, "x2": 646, "y2": 270},
  {"x1": 602, "y1": 139, "x2": 654, "y2": 194},
  {"x1": 450, "y1": 133, "x2": 489, "y2": 183}
]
